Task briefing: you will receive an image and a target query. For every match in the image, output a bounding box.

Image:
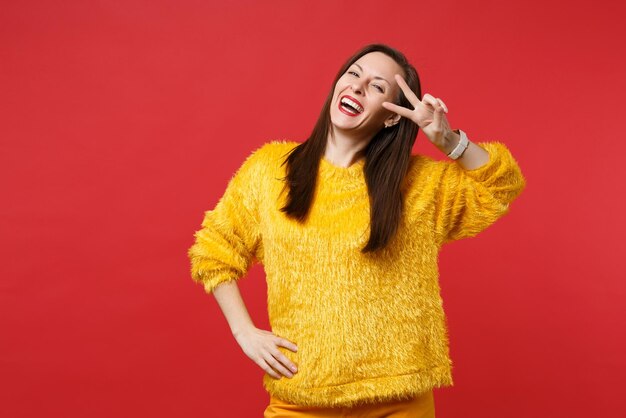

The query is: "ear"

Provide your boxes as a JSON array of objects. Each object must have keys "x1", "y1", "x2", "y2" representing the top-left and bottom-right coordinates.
[{"x1": 384, "y1": 112, "x2": 401, "y2": 127}]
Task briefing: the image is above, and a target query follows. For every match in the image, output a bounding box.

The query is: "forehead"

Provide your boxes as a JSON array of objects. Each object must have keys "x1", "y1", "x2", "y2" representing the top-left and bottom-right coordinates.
[{"x1": 352, "y1": 52, "x2": 403, "y2": 78}]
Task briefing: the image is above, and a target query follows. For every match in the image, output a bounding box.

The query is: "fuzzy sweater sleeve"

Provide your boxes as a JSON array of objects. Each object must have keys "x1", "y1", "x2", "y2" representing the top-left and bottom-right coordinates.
[
  {"x1": 433, "y1": 141, "x2": 526, "y2": 245},
  {"x1": 187, "y1": 144, "x2": 266, "y2": 294}
]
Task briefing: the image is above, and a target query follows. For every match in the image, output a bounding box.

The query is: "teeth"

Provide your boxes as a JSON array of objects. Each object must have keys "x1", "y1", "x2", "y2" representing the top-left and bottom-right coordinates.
[{"x1": 341, "y1": 97, "x2": 363, "y2": 113}]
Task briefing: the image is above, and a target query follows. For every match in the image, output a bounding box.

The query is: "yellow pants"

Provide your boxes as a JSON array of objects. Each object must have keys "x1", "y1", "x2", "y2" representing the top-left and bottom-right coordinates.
[{"x1": 264, "y1": 390, "x2": 435, "y2": 418}]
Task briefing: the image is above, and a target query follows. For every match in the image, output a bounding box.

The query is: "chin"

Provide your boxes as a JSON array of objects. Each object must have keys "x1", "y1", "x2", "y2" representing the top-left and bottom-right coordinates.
[{"x1": 330, "y1": 114, "x2": 359, "y2": 130}]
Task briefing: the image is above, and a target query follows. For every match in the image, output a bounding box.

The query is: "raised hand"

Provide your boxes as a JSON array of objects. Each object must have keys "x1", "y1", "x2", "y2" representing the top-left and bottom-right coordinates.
[{"x1": 382, "y1": 73, "x2": 453, "y2": 150}]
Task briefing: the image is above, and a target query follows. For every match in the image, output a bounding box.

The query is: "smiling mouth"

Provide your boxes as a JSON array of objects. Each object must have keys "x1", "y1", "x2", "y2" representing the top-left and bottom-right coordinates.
[{"x1": 338, "y1": 96, "x2": 364, "y2": 116}]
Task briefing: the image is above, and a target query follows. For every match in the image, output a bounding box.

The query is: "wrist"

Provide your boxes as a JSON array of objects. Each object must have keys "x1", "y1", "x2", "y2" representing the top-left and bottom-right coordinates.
[
  {"x1": 446, "y1": 129, "x2": 471, "y2": 160},
  {"x1": 441, "y1": 129, "x2": 460, "y2": 155},
  {"x1": 232, "y1": 323, "x2": 255, "y2": 340}
]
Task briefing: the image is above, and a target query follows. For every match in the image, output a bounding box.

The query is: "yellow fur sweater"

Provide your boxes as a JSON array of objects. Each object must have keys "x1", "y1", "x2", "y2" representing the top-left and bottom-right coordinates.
[{"x1": 187, "y1": 139, "x2": 526, "y2": 407}]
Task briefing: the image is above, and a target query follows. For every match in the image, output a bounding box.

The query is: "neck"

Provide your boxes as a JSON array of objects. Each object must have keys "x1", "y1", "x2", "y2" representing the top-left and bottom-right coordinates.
[{"x1": 324, "y1": 127, "x2": 371, "y2": 168}]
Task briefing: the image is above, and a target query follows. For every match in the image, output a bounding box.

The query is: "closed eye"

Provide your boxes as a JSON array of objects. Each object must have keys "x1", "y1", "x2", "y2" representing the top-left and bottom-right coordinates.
[{"x1": 348, "y1": 71, "x2": 385, "y2": 93}]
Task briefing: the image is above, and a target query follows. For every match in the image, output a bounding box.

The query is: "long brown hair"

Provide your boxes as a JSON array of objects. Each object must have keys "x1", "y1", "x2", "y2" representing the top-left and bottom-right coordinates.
[{"x1": 279, "y1": 44, "x2": 422, "y2": 253}]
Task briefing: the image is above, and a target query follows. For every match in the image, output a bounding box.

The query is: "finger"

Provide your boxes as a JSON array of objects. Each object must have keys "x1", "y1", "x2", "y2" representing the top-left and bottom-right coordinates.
[
  {"x1": 423, "y1": 94, "x2": 448, "y2": 114},
  {"x1": 272, "y1": 341, "x2": 299, "y2": 372},
  {"x1": 382, "y1": 101, "x2": 412, "y2": 119},
  {"x1": 393, "y1": 74, "x2": 421, "y2": 107},
  {"x1": 261, "y1": 360, "x2": 282, "y2": 379},
  {"x1": 265, "y1": 353, "x2": 295, "y2": 378},
  {"x1": 276, "y1": 337, "x2": 298, "y2": 353},
  {"x1": 271, "y1": 348, "x2": 298, "y2": 374},
  {"x1": 436, "y1": 98, "x2": 448, "y2": 113},
  {"x1": 432, "y1": 106, "x2": 444, "y2": 131},
  {"x1": 421, "y1": 94, "x2": 442, "y2": 111}
]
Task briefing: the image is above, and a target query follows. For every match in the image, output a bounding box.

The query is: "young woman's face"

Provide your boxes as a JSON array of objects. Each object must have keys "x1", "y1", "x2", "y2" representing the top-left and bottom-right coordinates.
[{"x1": 330, "y1": 51, "x2": 404, "y2": 136}]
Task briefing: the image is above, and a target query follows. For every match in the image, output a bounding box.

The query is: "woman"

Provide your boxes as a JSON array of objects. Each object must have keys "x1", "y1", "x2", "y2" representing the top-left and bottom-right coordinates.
[{"x1": 187, "y1": 44, "x2": 526, "y2": 417}]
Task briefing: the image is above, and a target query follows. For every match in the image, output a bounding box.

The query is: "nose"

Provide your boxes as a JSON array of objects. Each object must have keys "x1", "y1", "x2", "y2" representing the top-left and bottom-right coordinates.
[{"x1": 350, "y1": 79, "x2": 365, "y2": 95}]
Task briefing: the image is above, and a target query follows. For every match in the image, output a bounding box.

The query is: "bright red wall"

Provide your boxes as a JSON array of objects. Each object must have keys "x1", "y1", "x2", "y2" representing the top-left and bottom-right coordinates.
[{"x1": 2, "y1": 1, "x2": 625, "y2": 417}]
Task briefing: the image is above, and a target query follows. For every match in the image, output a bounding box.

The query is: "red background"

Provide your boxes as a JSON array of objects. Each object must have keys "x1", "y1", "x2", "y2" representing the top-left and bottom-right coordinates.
[{"x1": 2, "y1": 1, "x2": 625, "y2": 417}]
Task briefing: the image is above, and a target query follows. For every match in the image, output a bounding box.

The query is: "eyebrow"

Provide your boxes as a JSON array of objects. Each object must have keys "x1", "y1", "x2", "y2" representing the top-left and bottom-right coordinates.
[{"x1": 353, "y1": 63, "x2": 391, "y2": 85}]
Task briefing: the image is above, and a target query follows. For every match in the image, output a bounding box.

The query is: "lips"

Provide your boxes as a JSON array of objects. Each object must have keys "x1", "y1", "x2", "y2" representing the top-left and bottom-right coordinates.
[{"x1": 338, "y1": 95, "x2": 364, "y2": 117}]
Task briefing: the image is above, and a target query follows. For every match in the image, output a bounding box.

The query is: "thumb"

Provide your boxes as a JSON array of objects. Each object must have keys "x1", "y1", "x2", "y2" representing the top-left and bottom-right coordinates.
[{"x1": 432, "y1": 106, "x2": 444, "y2": 129}]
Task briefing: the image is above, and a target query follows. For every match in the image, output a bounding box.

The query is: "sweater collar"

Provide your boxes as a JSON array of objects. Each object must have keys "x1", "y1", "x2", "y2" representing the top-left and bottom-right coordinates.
[{"x1": 319, "y1": 156, "x2": 366, "y2": 182}]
